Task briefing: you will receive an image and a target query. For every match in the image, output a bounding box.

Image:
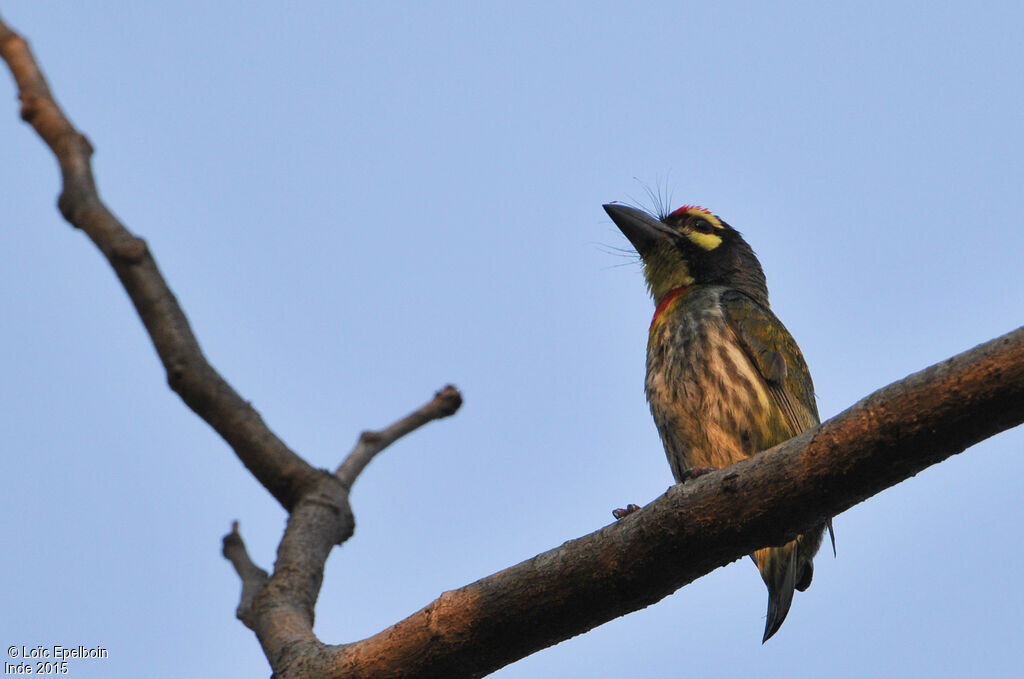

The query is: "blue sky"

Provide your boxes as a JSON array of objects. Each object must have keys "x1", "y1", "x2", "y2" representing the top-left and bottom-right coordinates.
[{"x1": 2, "y1": 2, "x2": 1022, "y2": 678}]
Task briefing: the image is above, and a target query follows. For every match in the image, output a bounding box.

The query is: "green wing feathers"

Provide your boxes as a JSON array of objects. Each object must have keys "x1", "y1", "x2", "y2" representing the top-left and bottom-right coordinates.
[{"x1": 720, "y1": 289, "x2": 819, "y2": 434}]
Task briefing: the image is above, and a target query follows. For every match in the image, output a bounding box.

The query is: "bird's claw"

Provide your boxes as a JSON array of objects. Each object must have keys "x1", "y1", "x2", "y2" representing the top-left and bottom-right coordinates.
[{"x1": 612, "y1": 503, "x2": 641, "y2": 520}]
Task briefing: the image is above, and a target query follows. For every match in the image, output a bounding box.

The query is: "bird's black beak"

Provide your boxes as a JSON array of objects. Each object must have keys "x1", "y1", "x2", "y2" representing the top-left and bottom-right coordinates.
[{"x1": 603, "y1": 203, "x2": 677, "y2": 256}]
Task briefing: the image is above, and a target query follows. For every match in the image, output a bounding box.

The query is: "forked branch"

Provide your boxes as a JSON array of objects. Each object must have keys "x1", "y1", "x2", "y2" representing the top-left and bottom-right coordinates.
[{"x1": 221, "y1": 386, "x2": 463, "y2": 666}]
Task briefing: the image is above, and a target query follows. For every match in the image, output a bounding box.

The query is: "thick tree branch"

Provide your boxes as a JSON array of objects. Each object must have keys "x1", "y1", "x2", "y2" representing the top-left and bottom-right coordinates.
[{"x1": 0, "y1": 17, "x2": 317, "y2": 509}]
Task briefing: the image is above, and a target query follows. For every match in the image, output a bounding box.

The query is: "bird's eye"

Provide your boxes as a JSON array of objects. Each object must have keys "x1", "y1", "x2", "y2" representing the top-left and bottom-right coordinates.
[{"x1": 692, "y1": 219, "x2": 714, "y2": 234}]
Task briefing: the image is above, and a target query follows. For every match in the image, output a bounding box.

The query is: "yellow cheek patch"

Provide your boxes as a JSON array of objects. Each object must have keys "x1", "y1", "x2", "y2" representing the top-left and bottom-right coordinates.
[{"x1": 685, "y1": 230, "x2": 723, "y2": 250}]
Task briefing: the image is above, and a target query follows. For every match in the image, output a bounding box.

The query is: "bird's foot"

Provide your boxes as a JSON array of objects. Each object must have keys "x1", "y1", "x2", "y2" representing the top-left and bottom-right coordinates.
[
  {"x1": 679, "y1": 466, "x2": 718, "y2": 482},
  {"x1": 612, "y1": 503, "x2": 641, "y2": 520}
]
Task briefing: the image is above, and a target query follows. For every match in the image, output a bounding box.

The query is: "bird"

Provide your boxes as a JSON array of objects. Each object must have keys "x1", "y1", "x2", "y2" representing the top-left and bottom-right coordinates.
[{"x1": 603, "y1": 201, "x2": 832, "y2": 642}]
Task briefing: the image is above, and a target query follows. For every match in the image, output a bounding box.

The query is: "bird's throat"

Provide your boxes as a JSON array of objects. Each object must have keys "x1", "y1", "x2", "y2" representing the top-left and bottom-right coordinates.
[{"x1": 650, "y1": 285, "x2": 690, "y2": 329}]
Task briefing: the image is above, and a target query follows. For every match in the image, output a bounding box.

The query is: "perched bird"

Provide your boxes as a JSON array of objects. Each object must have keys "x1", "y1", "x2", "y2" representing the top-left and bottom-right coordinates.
[{"x1": 604, "y1": 202, "x2": 831, "y2": 642}]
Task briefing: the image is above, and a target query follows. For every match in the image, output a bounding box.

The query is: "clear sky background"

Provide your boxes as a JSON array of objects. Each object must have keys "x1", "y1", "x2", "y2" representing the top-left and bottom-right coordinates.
[{"x1": 2, "y1": 3, "x2": 1022, "y2": 678}]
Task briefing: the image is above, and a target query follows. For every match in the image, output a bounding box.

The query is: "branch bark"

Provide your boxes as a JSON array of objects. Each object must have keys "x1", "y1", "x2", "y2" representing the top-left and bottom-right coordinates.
[
  {"x1": 0, "y1": 16, "x2": 316, "y2": 510},
  {"x1": 5, "y1": 16, "x2": 1023, "y2": 679}
]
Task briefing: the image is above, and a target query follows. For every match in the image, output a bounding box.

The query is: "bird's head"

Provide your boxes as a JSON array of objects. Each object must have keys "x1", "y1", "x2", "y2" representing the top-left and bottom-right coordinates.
[{"x1": 604, "y1": 203, "x2": 769, "y2": 307}]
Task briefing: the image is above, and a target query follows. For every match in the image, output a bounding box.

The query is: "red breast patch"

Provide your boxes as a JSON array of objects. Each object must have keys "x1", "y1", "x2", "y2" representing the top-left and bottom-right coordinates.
[{"x1": 651, "y1": 286, "x2": 690, "y2": 329}]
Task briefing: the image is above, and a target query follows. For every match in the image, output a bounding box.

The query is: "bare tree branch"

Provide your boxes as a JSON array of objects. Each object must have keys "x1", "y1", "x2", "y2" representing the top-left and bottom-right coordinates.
[
  {"x1": 247, "y1": 476, "x2": 351, "y2": 667},
  {"x1": 220, "y1": 386, "x2": 462, "y2": 667},
  {"x1": 336, "y1": 384, "x2": 463, "y2": 489},
  {"x1": 1, "y1": 18, "x2": 468, "y2": 674},
  {"x1": 0, "y1": 16, "x2": 317, "y2": 510}
]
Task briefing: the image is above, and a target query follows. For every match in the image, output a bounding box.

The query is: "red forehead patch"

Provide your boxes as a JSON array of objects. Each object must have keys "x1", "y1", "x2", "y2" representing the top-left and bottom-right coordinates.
[{"x1": 668, "y1": 204, "x2": 712, "y2": 218}]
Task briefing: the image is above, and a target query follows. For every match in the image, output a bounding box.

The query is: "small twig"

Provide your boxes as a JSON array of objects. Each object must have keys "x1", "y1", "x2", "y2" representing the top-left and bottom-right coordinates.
[
  {"x1": 221, "y1": 521, "x2": 270, "y2": 626},
  {"x1": 335, "y1": 385, "x2": 462, "y2": 489}
]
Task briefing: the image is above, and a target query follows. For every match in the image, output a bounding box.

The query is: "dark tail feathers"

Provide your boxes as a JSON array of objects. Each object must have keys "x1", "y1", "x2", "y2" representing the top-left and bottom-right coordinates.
[
  {"x1": 755, "y1": 543, "x2": 799, "y2": 643},
  {"x1": 754, "y1": 525, "x2": 826, "y2": 642}
]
